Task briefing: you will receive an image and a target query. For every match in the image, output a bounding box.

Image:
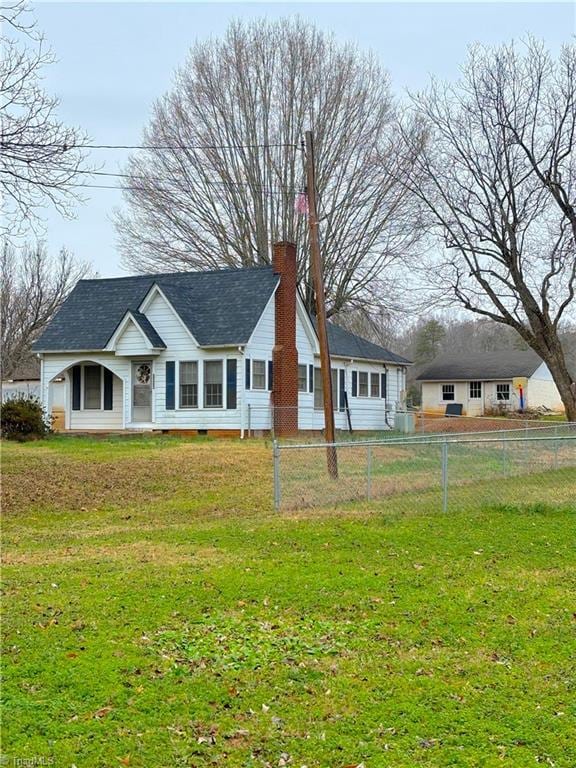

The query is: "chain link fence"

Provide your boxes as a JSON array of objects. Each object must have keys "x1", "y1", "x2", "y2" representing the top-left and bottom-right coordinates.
[
  {"x1": 273, "y1": 426, "x2": 576, "y2": 512},
  {"x1": 245, "y1": 403, "x2": 569, "y2": 442}
]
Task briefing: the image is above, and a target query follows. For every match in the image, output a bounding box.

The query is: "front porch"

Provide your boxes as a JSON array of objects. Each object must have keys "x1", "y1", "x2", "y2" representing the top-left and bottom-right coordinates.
[{"x1": 43, "y1": 356, "x2": 156, "y2": 432}]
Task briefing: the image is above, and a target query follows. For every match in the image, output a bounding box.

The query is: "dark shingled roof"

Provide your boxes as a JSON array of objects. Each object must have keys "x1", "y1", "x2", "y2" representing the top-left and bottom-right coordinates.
[
  {"x1": 129, "y1": 311, "x2": 166, "y2": 349},
  {"x1": 33, "y1": 265, "x2": 411, "y2": 364},
  {"x1": 33, "y1": 267, "x2": 279, "y2": 351},
  {"x1": 318, "y1": 320, "x2": 412, "y2": 365},
  {"x1": 417, "y1": 350, "x2": 544, "y2": 381}
]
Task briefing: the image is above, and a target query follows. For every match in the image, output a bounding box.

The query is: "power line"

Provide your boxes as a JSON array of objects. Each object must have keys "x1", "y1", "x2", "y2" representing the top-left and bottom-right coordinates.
[
  {"x1": 0, "y1": 168, "x2": 302, "y2": 197},
  {"x1": 0, "y1": 140, "x2": 303, "y2": 152}
]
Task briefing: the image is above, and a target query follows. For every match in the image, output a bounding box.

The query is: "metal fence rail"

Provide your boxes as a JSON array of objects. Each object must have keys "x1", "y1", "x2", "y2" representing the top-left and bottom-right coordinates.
[{"x1": 273, "y1": 433, "x2": 576, "y2": 512}]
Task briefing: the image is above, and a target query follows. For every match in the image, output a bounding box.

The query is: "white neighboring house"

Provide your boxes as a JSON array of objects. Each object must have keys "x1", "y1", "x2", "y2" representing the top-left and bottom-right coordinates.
[
  {"x1": 33, "y1": 243, "x2": 411, "y2": 436},
  {"x1": 1, "y1": 357, "x2": 42, "y2": 402},
  {"x1": 417, "y1": 351, "x2": 567, "y2": 416}
]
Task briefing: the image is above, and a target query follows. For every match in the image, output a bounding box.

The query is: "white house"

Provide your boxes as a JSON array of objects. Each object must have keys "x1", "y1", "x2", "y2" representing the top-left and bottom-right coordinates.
[
  {"x1": 33, "y1": 242, "x2": 411, "y2": 436},
  {"x1": 417, "y1": 351, "x2": 566, "y2": 416}
]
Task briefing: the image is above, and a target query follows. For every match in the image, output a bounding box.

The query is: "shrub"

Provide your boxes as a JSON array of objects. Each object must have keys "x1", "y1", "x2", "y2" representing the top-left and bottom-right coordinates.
[{"x1": 0, "y1": 396, "x2": 52, "y2": 441}]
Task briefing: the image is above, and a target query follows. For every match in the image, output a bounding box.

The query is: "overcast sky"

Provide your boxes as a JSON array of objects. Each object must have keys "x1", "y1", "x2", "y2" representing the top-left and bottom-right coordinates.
[{"x1": 28, "y1": 1, "x2": 575, "y2": 276}]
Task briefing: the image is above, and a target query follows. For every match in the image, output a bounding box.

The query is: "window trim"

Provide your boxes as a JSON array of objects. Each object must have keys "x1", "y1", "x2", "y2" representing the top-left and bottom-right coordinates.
[
  {"x1": 469, "y1": 381, "x2": 482, "y2": 400},
  {"x1": 204, "y1": 359, "x2": 224, "y2": 409},
  {"x1": 298, "y1": 364, "x2": 308, "y2": 393},
  {"x1": 442, "y1": 384, "x2": 455, "y2": 402},
  {"x1": 313, "y1": 367, "x2": 339, "y2": 411},
  {"x1": 82, "y1": 364, "x2": 104, "y2": 410},
  {"x1": 370, "y1": 372, "x2": 380, "y2": 399},
  {"x1": 496, "y1": 382, "x2": 511, "y2": 401},
  {"x1": 178, "y1": 360, "x2": 199, "y2": 409},
  {"x1": 251, "y1": 359, "x2": 267, "y2": 391},
  {"x1": 358, "y1": 371, "x2": 369, "y2": 398}
]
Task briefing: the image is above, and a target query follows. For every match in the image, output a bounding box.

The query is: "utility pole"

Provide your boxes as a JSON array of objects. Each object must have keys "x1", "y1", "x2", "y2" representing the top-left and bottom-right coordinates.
[{"x1": 305, "y1": 130, "x2": 338, "y2": 479}]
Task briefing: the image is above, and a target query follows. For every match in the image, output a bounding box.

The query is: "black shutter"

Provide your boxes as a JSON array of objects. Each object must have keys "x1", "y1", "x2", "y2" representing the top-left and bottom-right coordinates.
[
  {"x1": 103, "y1": 368, "x2": 113, "y2": 410},
  {"x1": 351, "y1": 370, "x2": 358, "y2": 397},
  {"x1": 72, "y1": 365, "x2": 81, "y2": 410},
  {"x1": 308, "y1": 364, "x2": 314, "y2": 393},
  {"x1": 339, "y1": 369, "x2": 346, "y2": 412},
  {"x1": 268, "y1": 361, "x2": 273, "y2": 391},
  {"x1": 381, "y1": 372, "x2": 387, "y2": 400},
  {"x1": 245, "y1": 358, "x2": 251, "y2": 390},
  {"x1": 226, "y1": 359, "x2": 237, "y2": 409},
  {"x1": 166, "y1": 361, "x2": 175, "y2": 410}
]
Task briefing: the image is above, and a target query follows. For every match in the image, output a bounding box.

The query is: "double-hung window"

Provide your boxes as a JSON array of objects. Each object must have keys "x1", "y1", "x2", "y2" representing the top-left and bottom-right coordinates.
[
  {"x1": 252, "y1": 360, "x2": 266, "y2": 390},
  {"x1": 442, "y1": 384, "x2": 455, "y2": 401},
  {"x1": 179, "y1": 361, "x2": 198, "y2": 408},
  {"x1": 84, "y1": 365, "x2": 102, "y2": 409},
  {"x1": 358, "y1": 371, "x2": 369, "y2": 397},
  {"x1": 469, "y1": 381, "x2": 482, "y2": 399},
  {"x1": 314, "y1": 367, "x2": 338, "y2": 410},
  {"x1": 204, "y1": 360, "x2": 223, "y2": 408},
  {"x1": 496, "y1": 383, "x2": 510, "y2": 401},
  {"x1": 370, "y1": 373, "x2": 380, "y2": 398},
  {"x1": 298, "y1": 365, "x2": 308, "y2": 393}
]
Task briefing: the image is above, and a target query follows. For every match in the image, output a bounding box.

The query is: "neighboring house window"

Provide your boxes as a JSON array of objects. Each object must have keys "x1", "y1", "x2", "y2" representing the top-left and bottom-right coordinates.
[
  {"x1": 84, "y1": 365, "x2": 101, "y2": 409},
  {"x1": 358, "y1": 371, "x2": 369, "y2": 397},
  {"x1": 314, "y1": 367, "x2": 338, "y2": 410},
  {"x1": 179, "y1": 361, "x2": 198, "y2": 408},
  {"x1": 204, "y1": 361, "x2": 223, "y2": 407},
  {"x1": 469, "y1": 381, "x2": 482, "y2": 399},
  {"x1": 496, "y1": 383, "x2": 510, "y2": 401},
  {"x1": 442, "y1": 384, "x2": 455, "y2": 401},
  {"x1": 370, "y1": 373, "x2": 380, "y2": 398},
  {"x1": 252, "y1": 360, "x2": 266, "y2": 390},
  {"x1": 298, "y1": 365, "x2": 307, "y2": 393}
]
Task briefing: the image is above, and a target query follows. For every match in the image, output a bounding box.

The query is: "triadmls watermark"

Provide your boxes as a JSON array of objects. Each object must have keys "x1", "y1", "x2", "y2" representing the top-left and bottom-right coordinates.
[{"x1": 0, "y1": 757, "x2": 55, "y2": 767}]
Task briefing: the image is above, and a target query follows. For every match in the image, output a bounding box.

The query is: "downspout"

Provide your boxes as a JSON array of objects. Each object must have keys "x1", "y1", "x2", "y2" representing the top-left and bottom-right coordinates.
[
  {"x1": 238, "y1": 346, "x2": 245, "y2": 439},
  {"x1": 384, "y1": 365, "x2": 393, "y2": 429}
]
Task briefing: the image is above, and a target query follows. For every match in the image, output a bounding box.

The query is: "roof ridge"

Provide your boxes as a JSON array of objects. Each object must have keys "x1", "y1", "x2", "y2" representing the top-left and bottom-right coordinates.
[{"x1": 78, "y1": 265, "x2": 274, "y2": 284}]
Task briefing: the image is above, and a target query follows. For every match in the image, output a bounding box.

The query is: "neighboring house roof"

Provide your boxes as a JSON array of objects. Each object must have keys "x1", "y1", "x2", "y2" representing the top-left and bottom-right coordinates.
[
  {"x1": 317, "y1": 319, "x2": 412, "y2": 365},
  {"x1": 32, "y1": 265, "x2": 411, "y2": 364},
  {"x1": 416, "y1": 350, "x2": 543, "y2": 381},
  {"x1": 2, "y1": 356, "x2": 41, "y2": 381},
  {"x1": 33, "y1": 267, "x2": 279, "y2": 351}
]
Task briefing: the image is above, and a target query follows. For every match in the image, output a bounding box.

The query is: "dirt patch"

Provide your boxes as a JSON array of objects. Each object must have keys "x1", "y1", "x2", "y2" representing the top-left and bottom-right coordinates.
[
  {"x1": 417, "y1": 416, "x2": 533, "y2": 434},
  {"x1": 1, "y1": 441, "x2": 271, "y2": 516},
  {"x1": 2, "y1": 541, "x2": 234, "y2": 567}
]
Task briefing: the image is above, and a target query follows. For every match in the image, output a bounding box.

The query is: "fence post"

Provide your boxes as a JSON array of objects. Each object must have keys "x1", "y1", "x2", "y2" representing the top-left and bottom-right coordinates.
[
  {"x1": 366, "y1": 444, "x2": 372, "y2": 500},
  {"x1": 273, "y1": 439, "x2": 281, "y2": 511},
  {"x1": 553, "y1": 425, "x2": 559, "y2": 470},
  {"x1": 502, "y1": 438, "x2": 508, "y2": 476},
  {"x1": 441, "y1": 439, "x2": 448, "y2": 512}
]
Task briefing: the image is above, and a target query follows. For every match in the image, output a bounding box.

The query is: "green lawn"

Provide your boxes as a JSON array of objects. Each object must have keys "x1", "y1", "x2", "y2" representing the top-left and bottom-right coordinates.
[{"x1": 2, "y1": 436, "x2": 576, "y2": 767}]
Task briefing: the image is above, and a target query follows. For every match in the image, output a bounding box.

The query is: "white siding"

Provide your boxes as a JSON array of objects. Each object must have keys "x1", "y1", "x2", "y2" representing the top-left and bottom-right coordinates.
[
  {"x1": 69, "y1": 374, "x2": 123, "y2": 430},
  {"x1": 115, "y1": 321, "x2": 152, "y2": 356},
  {"x1": 527, "y1": 364, "x2": 564, "y2": 411},
  {"x1": 140, "y1": 291, "x2": 243, "y2": 430},
  {"x1": 41, "y1": 353, "x2": 130, "y2": 431},
  {"x1": 40, "y1": 289, "x2": 408, "y2": 433}
]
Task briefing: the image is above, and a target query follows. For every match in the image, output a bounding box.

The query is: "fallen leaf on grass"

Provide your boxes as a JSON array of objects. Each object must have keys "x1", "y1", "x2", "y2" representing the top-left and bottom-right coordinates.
[{"x1": 92, "y1": 706, "x2": 113, "y2": 719}]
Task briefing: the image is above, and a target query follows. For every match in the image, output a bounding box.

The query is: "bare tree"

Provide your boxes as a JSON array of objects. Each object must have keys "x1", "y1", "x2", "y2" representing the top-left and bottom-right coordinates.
[
  {"x1": 0, "y1": 1, "x2": 89, "y2": 236},
  {"x1": 0, "y1": 241, "x2": 90, "y2": 378},
  {"x1": 400, "y1": 39, "x2": 576, "y2": 420},
  {"x1": 114, "y1": 18, "x2": 420, "y2": 316}
]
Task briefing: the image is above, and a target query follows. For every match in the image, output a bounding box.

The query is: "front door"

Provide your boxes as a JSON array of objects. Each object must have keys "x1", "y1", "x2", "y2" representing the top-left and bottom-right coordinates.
[{"x1": 132, "y1": 361, "x2": 152, "y2": 423}]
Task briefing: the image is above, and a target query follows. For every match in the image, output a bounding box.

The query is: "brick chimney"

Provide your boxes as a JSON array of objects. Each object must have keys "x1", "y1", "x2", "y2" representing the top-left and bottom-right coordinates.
[{"x1": 272, "y1": 241, "x2": 298, "y2": 436}]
